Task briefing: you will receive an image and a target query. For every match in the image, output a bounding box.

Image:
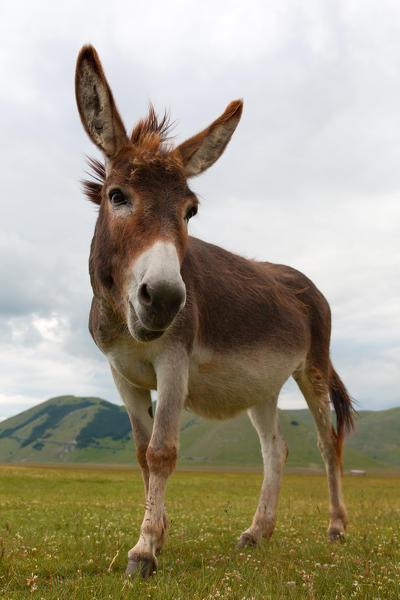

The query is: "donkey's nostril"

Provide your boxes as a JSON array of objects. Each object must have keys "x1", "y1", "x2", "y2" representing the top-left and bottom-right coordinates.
[
  {"x1": 139, "y1": 283, "x2": 152, "y2": 305},
  {"x1": 136, "y1": 279, "x2": 186, "y2": 331}
]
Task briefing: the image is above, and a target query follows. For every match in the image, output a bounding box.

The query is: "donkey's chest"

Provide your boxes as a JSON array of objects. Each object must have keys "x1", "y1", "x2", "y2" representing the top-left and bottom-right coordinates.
[{"x1": 106, "y1": 339, "x2": 158, "y2": 390}]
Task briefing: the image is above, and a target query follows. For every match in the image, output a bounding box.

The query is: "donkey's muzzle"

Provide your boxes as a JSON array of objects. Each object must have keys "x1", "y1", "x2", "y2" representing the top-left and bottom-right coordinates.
[{"x1": 135, "y1": 280, "x2": 186, "y2": 332}]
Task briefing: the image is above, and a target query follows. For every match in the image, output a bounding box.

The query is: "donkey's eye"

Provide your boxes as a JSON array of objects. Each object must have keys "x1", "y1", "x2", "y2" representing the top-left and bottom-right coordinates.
[
  {"x1": 109, "y1": 189, "x2": 127, "y2": 207},
  {"x1": 185, "y1": 206, "x2": 198, "y2": 222}
]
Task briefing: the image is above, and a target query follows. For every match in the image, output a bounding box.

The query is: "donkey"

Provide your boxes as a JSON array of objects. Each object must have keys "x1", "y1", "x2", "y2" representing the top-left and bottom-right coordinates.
[{"x1": 75, "y1": 45, "x2": 354, "y2": 578}]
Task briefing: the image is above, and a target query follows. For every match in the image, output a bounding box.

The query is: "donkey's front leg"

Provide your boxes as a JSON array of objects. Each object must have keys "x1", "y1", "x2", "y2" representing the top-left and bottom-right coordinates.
[
  {"x1": 126, "y1": 349, "x2": 188, "y2": 578},
  {"x1": 110, "y1": 367, "x2": 153, "y2": 494}
]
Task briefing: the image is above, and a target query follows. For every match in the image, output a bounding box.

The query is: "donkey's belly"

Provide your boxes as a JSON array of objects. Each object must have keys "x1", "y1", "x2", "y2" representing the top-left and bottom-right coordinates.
[{"x1": 186, "y1": 345, "x2": 302, "y2": 420}]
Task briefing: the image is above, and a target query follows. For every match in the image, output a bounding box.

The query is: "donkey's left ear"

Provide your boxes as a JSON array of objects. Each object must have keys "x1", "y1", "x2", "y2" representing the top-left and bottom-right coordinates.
[
  {"x1": 75, "y1": 45, "x2": 129, "y2": 159},
  {"x1": 176, "y1": 100, "x2": 243, "y2": 177}
]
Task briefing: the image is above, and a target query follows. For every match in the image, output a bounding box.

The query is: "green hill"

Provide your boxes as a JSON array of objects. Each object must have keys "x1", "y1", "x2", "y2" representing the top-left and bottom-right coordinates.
[
  {"x1": 0, "y1": 396, "x2": 134, "y2": 465},
  {"x1": 0, "y1": 396, "x2": 398, "y2": 470}
]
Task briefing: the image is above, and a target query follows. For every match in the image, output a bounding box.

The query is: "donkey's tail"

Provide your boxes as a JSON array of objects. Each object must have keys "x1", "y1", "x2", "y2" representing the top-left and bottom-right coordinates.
[{"x1": 329, "y1": 364, "x2": 356, "y2": 463}]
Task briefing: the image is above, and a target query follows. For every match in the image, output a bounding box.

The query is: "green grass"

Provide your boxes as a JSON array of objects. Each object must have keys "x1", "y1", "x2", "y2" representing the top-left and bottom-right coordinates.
[{"x1": 1, "y1": 466, "x2": 400, "y2": 599}]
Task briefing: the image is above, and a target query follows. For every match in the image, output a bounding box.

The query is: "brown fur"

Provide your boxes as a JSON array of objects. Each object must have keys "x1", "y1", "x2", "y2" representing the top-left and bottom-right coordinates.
[
  {"x1": 75, "y1": 46, "x2": 356, "y2": 573},
  {"x1": 82, "y1": 157, "x2": 105, "y2": 205},
  {"x1": 130, "y1": 105, "x2": 173, "y2": 148},
  {"x1": 146, "y1": 446, "x2": 178, "y2": 477},
  {"x1": 329, "y1": 366, "x2": 356, "y2": 463},
  {"x1": 176, "y1": 99, "x2": 243, "y2": 176},
  {"x1": 136, "y1": 446, "x2": 149, "y2": 471}
]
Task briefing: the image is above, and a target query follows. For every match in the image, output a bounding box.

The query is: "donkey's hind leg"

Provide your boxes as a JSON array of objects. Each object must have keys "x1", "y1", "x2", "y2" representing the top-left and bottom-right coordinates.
[
  {"x1": 294, "y1": 366, "x2": 347, "y2": 540},
  {"x1": 238, "y1": 397, "x2": 288, "y2": 548}
]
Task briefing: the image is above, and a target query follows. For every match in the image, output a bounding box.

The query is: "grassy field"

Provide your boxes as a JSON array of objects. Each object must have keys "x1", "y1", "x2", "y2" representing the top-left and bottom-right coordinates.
[{"x1": 1, "y1": 466, "x2": 399, "y2": 599}]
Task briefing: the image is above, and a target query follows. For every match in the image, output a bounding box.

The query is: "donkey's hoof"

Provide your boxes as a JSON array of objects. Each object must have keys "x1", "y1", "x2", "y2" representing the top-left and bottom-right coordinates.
[
  {"x1": 237, "y1": 532, "x2": 257, "y2": 548},
  {"x1": 328, "y1": 526, "x2": 346, "y2": 542},
  {"x1": 126, "y1": 555, "x2": 158, "y2": 578}
]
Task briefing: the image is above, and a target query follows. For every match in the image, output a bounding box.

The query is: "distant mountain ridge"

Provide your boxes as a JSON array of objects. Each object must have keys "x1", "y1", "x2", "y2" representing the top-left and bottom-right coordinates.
[{"x1": 0, "y1": 395, "x2": 399, "y2": 469}]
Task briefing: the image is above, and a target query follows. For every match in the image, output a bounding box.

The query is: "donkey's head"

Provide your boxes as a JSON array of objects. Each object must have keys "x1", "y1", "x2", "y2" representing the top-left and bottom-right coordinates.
[{"x1": 75, "y1": 46, "x2": 242, "y2": 342}]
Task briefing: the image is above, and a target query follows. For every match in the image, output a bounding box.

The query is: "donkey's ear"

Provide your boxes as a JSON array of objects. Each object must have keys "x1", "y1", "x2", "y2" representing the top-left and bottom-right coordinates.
[
  {"x1": 176, "y1": 100, "x2": 243, "y2": 177},
  {"x1": 75, "y1": 45, "x2": 129, "y2": 159}
]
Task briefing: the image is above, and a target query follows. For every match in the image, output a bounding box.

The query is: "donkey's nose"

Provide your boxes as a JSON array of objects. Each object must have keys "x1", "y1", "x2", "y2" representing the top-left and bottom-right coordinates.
[
  {"x1": 138, "y1": 282, "x2": 185, "y2": 311},
  {"x1": 137, "y1": 280, "x2": 186, "y2": 330}
]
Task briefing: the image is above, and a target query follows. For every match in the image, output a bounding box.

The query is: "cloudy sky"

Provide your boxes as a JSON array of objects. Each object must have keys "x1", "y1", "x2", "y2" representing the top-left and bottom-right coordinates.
[{"x1": 1, "y1": 0, "x2": 399, "y2": 420}]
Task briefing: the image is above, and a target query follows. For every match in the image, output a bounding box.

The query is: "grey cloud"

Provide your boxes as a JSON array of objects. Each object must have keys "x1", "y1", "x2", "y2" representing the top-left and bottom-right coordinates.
[
  {"x1": 0, "y1": 234, "x2": 58, "y2": 316},
  {"x1": 1, "y1": 0, "x2": 399, "y2": 417}
]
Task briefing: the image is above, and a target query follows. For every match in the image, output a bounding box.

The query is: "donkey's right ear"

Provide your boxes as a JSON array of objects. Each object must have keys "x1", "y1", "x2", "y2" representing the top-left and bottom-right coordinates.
[{"x1": 75, "y1": 45, "x2": 129, "y2": 159}]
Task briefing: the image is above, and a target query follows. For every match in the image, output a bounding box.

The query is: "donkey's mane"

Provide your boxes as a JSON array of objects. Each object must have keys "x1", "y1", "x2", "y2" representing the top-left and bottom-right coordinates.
[
  {"x1": 82, "y1": 157, "x2": 105, "y2": 205},
  {"x1": 130, "y1": 105, "x2": 173, "y2": 147}
]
